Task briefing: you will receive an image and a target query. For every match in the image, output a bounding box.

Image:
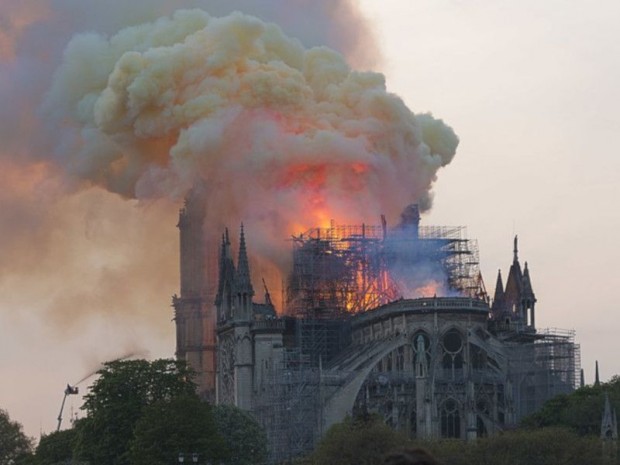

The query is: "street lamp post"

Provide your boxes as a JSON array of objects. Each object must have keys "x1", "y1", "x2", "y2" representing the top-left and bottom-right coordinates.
[{"x1": 177, "y1": 452, "x2": 199, "y2": 465}]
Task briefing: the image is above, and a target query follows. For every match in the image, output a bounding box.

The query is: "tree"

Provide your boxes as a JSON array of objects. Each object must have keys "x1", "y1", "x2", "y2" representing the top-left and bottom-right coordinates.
[
  {"x1": 410, "y1": 428, "x2": 604, "y2": 465},
  {"x1": 521, "y1": 377, "x2": 620, "y2": 436},
  {"x1": 470, "y1": 427, "x2": 603, "y2": 465},
  {"x1": 0, "y1": 409, "x2": 33, "y2": 465},
  {"x1": 309, "y1": 414, "x2": 407, "y2": 465},
  {"x1": 35, "y1": 428, "x2": 77, "y2": 465},
  {"x1": 73, "y1": 359, "x2": 197, "y2": 465},
  {"x1": 212, "y1": 404, "x2": 268, "y2": 465},
  {"x1": 129, "y1": 395, "x2": 225, "y2": 465}
]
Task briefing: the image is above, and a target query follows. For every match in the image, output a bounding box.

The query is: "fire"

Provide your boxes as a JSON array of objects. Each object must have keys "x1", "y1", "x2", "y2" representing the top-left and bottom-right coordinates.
[
  {"x1": 412, "y1": 281, "x2": 443, "y2": 298},
  {"x1": 277, "y1": 163, "x2": 327, "y2": 190}
]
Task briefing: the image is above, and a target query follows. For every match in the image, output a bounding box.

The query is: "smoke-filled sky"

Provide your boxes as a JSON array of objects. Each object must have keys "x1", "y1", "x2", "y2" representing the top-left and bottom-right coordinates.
[{"x1": 1, "y1": 0, "x2": 619, "y2": 439}]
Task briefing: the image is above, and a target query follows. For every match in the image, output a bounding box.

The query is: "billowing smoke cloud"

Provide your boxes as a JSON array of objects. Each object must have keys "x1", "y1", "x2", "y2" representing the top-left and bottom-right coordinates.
[
  {"x1": 42, "y1": 9, "x2": 458, "y2": 272},
  {"x1": 0, "y1": 1, "x2": 381, "y2": 328},
  {"x1": 0, "y1": 0, "x2": 456, "y2": 436}
]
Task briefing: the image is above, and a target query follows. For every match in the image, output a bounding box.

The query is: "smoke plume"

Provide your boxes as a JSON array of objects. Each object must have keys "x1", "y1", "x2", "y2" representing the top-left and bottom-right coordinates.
[
  {"x1": 0, "y1": 2, "x2": 460, "y2": 326},
  {"x1": 42, "y1": 9, "x2": 458, "y2": 269},
  {"x1": 0, "y1": 1, "x2": 456, "y2": 435},
  {"x1": 0, "y1": 0, "x2": 394, "y2": 435}
]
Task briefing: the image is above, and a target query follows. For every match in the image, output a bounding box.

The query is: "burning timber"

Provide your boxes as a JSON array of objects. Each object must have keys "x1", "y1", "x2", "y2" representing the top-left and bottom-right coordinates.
[
  {"x1": 286, "y1": 205, "x2": 486, "y2": 318},
  {"x1": 173, "y1": 201, "x2": 580, "y2": 463}
]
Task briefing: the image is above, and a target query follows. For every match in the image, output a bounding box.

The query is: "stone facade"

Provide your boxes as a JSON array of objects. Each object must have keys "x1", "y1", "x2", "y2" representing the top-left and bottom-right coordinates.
[{"x1": 172, "y1": 200, "x2": 579, "y2": 461}]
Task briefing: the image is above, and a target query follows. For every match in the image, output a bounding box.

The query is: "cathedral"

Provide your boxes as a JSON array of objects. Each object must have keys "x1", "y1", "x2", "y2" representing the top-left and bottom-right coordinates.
[{"x1": 173, "y1": 195, "x2": 580, "y2": 461}]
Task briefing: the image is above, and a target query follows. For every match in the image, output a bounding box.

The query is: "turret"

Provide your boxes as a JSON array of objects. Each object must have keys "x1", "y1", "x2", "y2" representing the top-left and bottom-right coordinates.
[{"x1": 492, "y1": 236, "x2": 537, "y2": 329}]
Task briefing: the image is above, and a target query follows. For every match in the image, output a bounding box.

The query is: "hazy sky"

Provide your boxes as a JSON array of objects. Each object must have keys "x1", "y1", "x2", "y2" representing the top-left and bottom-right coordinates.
[
  {"x1": 1, "y1": 0, "x2": 619, "y2": 440},
  {"x1": 358, "y1": 0, "x2": 620, "y2": 388}
]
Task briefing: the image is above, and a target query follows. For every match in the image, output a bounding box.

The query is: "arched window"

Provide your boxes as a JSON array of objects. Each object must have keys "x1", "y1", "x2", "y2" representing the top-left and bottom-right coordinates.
[
  {"x1": 441, "y1": 329, "x2": 464, "y2": 376},
  {"x1": 441, "y1": 398, "x2": 461, "y2": 438}
]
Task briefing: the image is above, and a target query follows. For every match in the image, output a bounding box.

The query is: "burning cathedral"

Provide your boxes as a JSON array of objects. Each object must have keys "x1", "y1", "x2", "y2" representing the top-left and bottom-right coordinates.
[
  {"x1": 173, "y1": 192, "x2": 580, "y2": 461},
  {"x1": 39, "y1": 7, "x2": 579, "y2": 460}
]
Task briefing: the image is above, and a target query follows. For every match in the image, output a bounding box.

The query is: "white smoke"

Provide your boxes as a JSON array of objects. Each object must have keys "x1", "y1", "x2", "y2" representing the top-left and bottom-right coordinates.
[
  {"x1": 0, "y1": 0, "x2": 390, "y2": 437},
  {"x1": 43, "y1": 10, "x2": 458, "y2": 237}
]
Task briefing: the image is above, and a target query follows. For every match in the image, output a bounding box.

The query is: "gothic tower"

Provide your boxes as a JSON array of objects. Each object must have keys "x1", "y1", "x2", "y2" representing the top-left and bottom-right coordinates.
[
  {"x1": 215, "y1": 225, "x2": 256, "y2": 409},
  {"x1": 491, "y1": 236, "x2": 537, "y2": 328},
  {"x1": 173, "y1": 186, "x2": 217, "y2": 400}
]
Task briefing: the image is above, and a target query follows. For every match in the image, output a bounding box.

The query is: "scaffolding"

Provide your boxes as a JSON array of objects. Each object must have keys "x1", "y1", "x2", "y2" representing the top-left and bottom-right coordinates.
[
  {"x1": 255, "y1": 348, "x2": 320, "y2": 463},
  {"x1": 505, "y1": 328, "x2": 581, "y2": 419},
  {"x1": 286, "y1": 222, "x2": 486, "y2": 317}
]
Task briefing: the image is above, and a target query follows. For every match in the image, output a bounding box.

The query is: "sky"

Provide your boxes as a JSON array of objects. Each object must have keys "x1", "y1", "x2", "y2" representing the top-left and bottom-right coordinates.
[
  {"x1": 1, "y1": 0, "x2": 619, "y2": 440},
  {"x1": 358, "y1": 0, "x2": 620, "y2": 386}
]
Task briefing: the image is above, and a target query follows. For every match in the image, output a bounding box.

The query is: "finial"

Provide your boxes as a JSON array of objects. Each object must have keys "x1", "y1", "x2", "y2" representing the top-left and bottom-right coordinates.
[{"x1": 513, "y1": 235, "x2": 519, "y2": 262}]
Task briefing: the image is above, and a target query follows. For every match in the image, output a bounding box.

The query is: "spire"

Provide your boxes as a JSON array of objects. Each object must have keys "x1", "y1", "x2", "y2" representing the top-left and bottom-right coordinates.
[
  {"x1": 262, "y1": 278, "x2": 273, "y2": 307},
  {"x1": 494, "y1": 269, "x2": 504, "y2": 299},
  {"x1": 218, "y1": 233, "x2": 226, "y2": 270},
  {"x1": 491, "y1": 269, "x2": 506, "y2": 313},
  {"x1": 596, "y1": 361, "x2": 601, "y2": 386},
  {"x1": 522, "y1": 262, "x2": 536, "y2": 297},
  {"x1": 236, "y1": 223, "x2": 253, "y2": 293},
  {"x1": 513, "y1": 235, "x2": 519, "y2": 263},
  {"x1": 601, "y1": 392, "x2": 618, "y2": 440},
  {"x1": 580, "y1": 368, "x2": 585, "y2": 388},
  {"x1": 215, "y1": 230, "x2": 235, "y2": 309},
  {"x1": 225, "y1": 228, "x2": 231, "y2": 257}
]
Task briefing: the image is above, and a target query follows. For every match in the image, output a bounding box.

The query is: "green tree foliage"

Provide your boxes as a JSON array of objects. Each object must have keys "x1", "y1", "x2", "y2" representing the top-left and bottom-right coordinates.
[
  {"x1": 128, "y1": 395, "x2": 225, "y2": 465},
  {"x1": 426, "y1": 427, "x2": 604, "y2": 465},
  {"x1": 0, "y1": 409, "x2": 34, "y2": 465},
  {"x1": 309, "y1": 414, "x2": 405, "y2": 465},
  {"x1": 212, "y1": 404, "x2": 268, "y2": 465},
  {"x1": 522, "y1": 377, "x2": 620, "y2": 435},
  {"x1": 308, "y1": 417, "x2": 608, "y2": 465},
  {"x1": 35, "y1": 428, "x2": 77, "y2": 465},
  {"x1": 73, "y1": 359, "x2": 197, "y2": 465}
]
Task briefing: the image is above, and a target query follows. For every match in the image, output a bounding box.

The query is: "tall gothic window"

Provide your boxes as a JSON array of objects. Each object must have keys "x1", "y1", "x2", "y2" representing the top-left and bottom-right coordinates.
[
  {"x1": 441, "y1": 398, "x2": 461, "y2": 438},
  {"x1": 441, "y1": 329, "x2": 464, "y2": 376}
]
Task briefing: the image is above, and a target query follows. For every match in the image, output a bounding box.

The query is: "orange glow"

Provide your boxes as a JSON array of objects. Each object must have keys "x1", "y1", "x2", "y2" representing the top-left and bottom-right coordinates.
[
  {"x1": 412, "y1": 281, "x2": 443, "y2": 298},
  {"x1": 0, "y1": 159, "x2": 56, "y2": 195},
  {"x1": 277, "y1": 163, "x2": 327, "y2": 190},
  {"x1": 350, "y1": 162, "x2": 368, "y2": 175}
]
